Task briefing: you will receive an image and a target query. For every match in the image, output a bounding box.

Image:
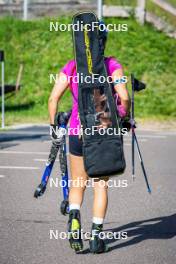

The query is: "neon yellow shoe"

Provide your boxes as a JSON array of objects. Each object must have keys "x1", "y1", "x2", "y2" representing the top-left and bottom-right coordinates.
[{"x1": 67, "y1": 210, "x2": 83, "y2": 253}]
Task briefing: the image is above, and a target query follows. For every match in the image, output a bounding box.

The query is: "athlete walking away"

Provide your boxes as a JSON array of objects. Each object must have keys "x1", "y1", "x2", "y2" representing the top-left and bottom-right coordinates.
[{"x1": 48, "y1": 20, "x2": 130, "y2": 253}]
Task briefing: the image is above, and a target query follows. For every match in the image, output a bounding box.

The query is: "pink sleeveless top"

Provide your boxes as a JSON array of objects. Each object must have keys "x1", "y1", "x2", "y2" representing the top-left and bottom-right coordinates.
[{"x1": 61, "y1": 57, "x2": 122, "y2": 135}]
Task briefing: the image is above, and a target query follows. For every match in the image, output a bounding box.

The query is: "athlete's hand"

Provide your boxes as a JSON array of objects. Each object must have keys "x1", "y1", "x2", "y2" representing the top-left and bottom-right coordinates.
[
  {"x1": 50, "y1": 125, "x2": 65, "y2": 145},
  {"x1": 121, "y1": 116, "x2": 132, "y2": 131}
]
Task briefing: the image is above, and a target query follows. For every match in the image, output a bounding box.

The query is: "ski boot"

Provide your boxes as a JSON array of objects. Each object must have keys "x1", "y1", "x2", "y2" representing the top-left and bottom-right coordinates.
[
  {"x1": 89, "y1": 223, "x2": 109, "y2": 254},
  {"x1": 67, "y1": 209, "x2": 83, "y2": 253}
]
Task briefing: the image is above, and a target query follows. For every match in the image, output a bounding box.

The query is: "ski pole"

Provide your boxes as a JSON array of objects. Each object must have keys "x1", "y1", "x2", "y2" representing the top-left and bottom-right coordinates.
[
  {"x1": 131, "y1": 74, "x2": 135, "y2": 180},
  {"x1": 130, "y1": 74, "x2": 151, "y2": 193},
  {"x1": 134, "y1": 133, "x2": 151, "y2": 193}
]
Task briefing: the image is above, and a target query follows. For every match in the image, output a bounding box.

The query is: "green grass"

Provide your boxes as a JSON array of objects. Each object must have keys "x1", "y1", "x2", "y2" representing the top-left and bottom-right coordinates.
[
  {"x1": 104, "y1": 0, "x2": 136, "y2": 6},
  {"x1": 0, "y1": 16, "x2": 176, "y2": 125}
]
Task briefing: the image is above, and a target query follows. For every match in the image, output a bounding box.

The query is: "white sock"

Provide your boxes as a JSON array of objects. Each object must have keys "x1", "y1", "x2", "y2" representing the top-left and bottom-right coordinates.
[
  {"x1": 92, "y1": 217, "x2": 104, "y2": 225},
  {"x1": 69, "y1": 203, "x2": 80, "y2": 211}
]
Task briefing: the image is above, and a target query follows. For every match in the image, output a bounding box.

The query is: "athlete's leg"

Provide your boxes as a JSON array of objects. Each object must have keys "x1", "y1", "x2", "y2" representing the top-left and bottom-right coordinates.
[
  {"x1": 67, "y1": 154, "x2": 88, "y2": 252},
  {"x1": 89, "y1": 176, "x2": 109, "y2": 254},
  {"x1": 69, "y1": 154, "x2": 88, "y2": 206},
  {"x1": 93, "y1": 176, "x2": 109, "y2": 219}
]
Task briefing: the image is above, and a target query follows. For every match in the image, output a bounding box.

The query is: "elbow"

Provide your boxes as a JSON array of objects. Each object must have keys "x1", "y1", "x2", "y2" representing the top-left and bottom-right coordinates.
[{"x1": 121, "y1": 97, "x2": 130, "y2": 106}]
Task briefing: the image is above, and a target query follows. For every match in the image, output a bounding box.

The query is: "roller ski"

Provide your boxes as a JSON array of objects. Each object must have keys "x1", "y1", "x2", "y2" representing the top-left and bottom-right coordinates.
[
  {"x1": 68, "y1": 209, "x2": 83, "y2": 253},
  {"x1": 34, "y1": 182, "x2": 47, "y2": 198},
  {"x1": 34, "y1": 143, "x2": 59, "y2": 198},
  {"x1": 34, "y1": 110, "x2": 71, "y2": 211},
  {"x1": 60, "y1": 199, "x2": 69, "y2": 215},
  {"x1": 59, "y1": 128, "x2": 70, "y2": 215}
]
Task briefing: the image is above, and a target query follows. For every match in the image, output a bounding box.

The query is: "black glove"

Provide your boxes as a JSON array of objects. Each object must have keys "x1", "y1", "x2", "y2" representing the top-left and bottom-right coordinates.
[
  {"x1": 120, "y1": 115, "x2": 133, "y2": 132},
  {"x1": 54, "y1": 110, "x2": 72, "y2": 126}
]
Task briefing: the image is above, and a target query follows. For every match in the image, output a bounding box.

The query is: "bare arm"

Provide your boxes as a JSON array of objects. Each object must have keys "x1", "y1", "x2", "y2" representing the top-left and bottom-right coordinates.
[
  {"x1": 112, "y1": 68, "x2": 131, "y2": 114},
  {"x1": 48, "y1": 72, "x2": 69, "y2": 124}
]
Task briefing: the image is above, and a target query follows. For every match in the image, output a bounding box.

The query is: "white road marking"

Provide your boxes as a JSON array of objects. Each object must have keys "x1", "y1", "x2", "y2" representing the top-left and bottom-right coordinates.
[
  {"x1": 0, "y1": 166, "x2": 39, "y2": 170},
  {"x1": 0, "y1": 175, "x2": 5, "y2": 178},
  {"x1": 158, "y1": 132, "x2": 176, "y2": 136},
  {"x1": 34, "y1": 159, "x2": 59, "y2": 162},
  {"x1": 0, "y1": 151, "x2": 48, "y2": 155},
  {"x1": 34, "y1": 159, "x2": 48, "y2": 162},
  {"x1": 137, "y1": 135, "x2": 166, "y2": 139},
  {"x1": 125, "y1": 135, "x2": 166, "y2": 139},
  {"x1": 137, "y1": 130, "x2": 176, "y2": 136},
  {"x1": 3, "y1": 124, "x2": 48, "y2": 130},
  {"x1": 125, "y1": 138, "x2": 147, "y2": 142}
]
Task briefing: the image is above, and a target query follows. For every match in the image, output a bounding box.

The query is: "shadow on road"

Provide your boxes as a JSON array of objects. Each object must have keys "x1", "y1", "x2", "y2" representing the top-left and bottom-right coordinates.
[
  {"x1": 0, "y1": 133, "x2": 48, "y2": 143},
  {"x1": 0, "y1": 126, "x2": 49, "y2": 144},
  {"x1": 105, "y1": 214, "x2": 176, "y2": 251},
  {"x1": 0, "y1": 142, "x2": 19, "y2": 149},
  {"x1": 81, "y1": 214, "x2": 176, "y2": 254}
]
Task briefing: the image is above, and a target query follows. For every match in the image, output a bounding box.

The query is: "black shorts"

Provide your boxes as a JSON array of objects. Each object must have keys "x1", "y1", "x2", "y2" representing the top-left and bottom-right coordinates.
[{"x1": 69, "y1": 135, "x2": 83, "y2": 156}]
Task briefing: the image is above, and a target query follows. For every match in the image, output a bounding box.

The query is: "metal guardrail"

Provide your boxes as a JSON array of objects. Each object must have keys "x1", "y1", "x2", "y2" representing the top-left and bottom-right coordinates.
[
  {"x1": 152, "y1": 0, "x2": 176, "y2": 16},
  {"x1": 0, "y1": 0, "x2": 175, "y2": 38},
  {"x1": 0, "y1": 1, "x2": 96, "y2": 18}
]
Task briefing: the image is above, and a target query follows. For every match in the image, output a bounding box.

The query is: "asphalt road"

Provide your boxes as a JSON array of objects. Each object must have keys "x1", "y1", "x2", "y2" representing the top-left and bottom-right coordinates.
[{"x1": 0, "y1": 126, "x2": 176, "y2": 264}]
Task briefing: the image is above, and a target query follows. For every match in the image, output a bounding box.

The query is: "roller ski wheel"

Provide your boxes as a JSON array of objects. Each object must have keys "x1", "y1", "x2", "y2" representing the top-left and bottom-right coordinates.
[
  {"x1": 34, "y1": 183, "x2": 46, "y2": 198},
  {"x1": 60, "y1": 199, "x2": 69, "y2": 215},
  {"x1": 89, "y1": 224, "x2": 109, "y2": 254},
  {"x1": 68, "y1": 209, "x2": 83, "y2": 253}
]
